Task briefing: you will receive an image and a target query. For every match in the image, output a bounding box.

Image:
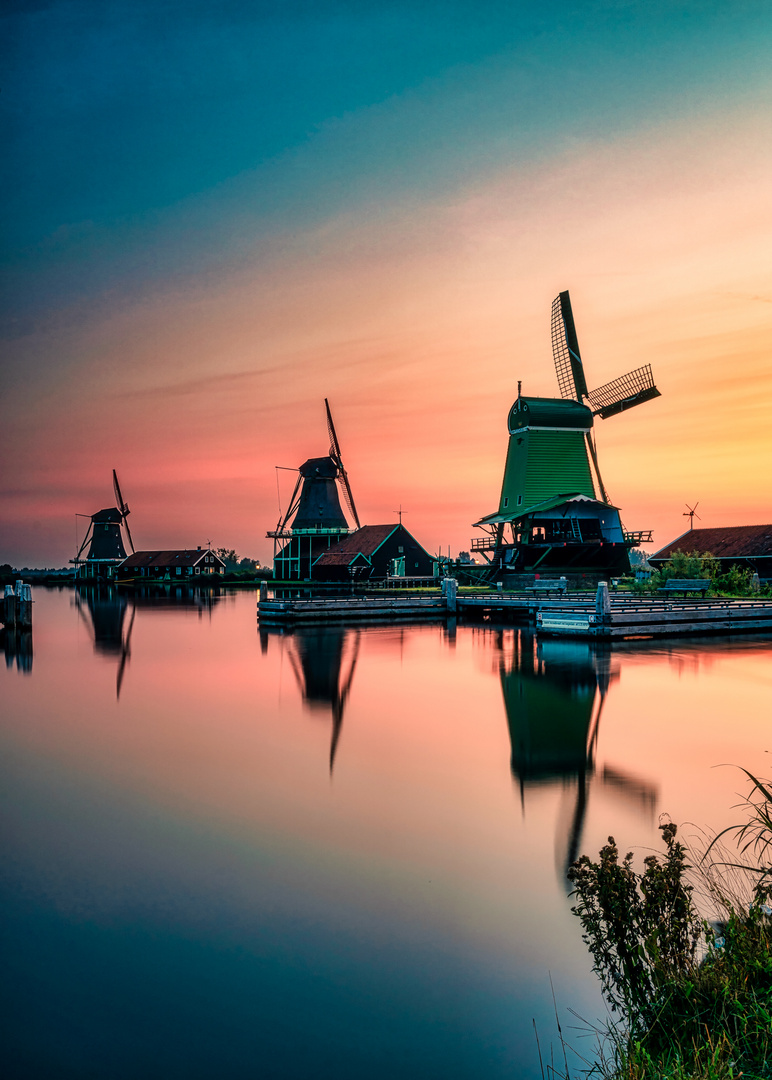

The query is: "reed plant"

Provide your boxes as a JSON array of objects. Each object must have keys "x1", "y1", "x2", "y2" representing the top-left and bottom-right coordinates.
[{"x1": 564, "y1": 774, "x2": 772, "y2": 1079}]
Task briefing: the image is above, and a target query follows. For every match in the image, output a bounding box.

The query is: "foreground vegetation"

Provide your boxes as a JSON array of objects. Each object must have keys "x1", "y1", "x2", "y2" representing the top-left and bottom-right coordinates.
[
  {"x1": 566, "y1": 772, "x2": 772, "y2": 1079},
  {"x1": 634, "y1": 550, "x2": 770, "y2": 598}
]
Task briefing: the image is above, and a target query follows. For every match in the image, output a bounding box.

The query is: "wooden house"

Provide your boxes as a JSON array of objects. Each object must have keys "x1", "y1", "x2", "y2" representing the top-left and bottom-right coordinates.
[
  {"x1": 311, "y1": 524, "x2": 434, "y2": 581},
  {"x1": 649, "y1": 525, "x2": 772, "y2": 579},
  {"x1": 117, "y1": 548, "x2": 226, "y2": 581}
]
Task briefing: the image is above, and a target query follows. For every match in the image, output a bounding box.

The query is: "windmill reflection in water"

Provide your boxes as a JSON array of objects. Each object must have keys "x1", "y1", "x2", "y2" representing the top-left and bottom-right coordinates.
[
  {"x1": 497, "y1": 629, "x2": 657, "y2": 879},
  {"x1": 261, "y1": 625, "x2": 361, "y2": 773},
  {"x1": 75, "y1": 586, "x2": 136, "y2": 699}
]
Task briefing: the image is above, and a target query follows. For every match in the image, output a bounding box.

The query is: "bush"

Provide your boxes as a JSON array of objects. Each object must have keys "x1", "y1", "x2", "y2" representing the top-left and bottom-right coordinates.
[
  {"x1": 568, "y1": 782, "x2": 772, "y2": 1079},
  {"x1": 633, "y1": 551, "x2": 761, "y2": 598}
]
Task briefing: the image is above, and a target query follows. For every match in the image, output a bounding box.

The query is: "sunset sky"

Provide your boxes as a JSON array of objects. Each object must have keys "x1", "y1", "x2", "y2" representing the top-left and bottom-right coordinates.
[{"x1": 2, "y1": 0, "x2": 771, "y2": 568}]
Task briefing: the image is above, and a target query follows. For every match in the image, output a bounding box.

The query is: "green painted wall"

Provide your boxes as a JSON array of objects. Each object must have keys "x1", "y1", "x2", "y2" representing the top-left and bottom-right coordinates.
[{"x1": 498, "y1": 428, "x2": 595, "y2": 515}]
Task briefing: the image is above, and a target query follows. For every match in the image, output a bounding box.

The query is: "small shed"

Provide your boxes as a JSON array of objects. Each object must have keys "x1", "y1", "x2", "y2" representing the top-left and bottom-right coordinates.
[
  {"x1": 312, "y1": 524, "x2": 434, "y2": 581},
  {"x1": 118, "y1": 548, "x2": 226, "y2": 581},
  {"x1": 649, "y1": 525, "x2": 772, "y2": 579}
]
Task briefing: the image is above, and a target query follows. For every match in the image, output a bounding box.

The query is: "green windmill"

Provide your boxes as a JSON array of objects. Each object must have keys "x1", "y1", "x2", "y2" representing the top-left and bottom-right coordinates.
[{"x1": 473, "y1": 291, "x2": 660, "y2": 577}]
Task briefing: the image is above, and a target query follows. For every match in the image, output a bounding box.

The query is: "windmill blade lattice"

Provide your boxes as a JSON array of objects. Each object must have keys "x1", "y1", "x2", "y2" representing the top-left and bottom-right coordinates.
[
  {"x1": 112, "y1": 469, "x2": 135, "y2": 553},
  {"x1": 324, "y1": 398, "x2": 360, "y2": 529},
  {"x1": 551, "y1": 291, "x2": 588, "y2": 401},
  {"x1": 587, "y1": 365, "x2": 660, "y2": 419}
]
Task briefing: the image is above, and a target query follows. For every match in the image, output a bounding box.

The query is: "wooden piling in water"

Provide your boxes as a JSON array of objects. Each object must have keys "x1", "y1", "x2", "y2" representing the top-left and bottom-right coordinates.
[{"x1": 2, "y1": 582, "x2": 32, "y2": 631}]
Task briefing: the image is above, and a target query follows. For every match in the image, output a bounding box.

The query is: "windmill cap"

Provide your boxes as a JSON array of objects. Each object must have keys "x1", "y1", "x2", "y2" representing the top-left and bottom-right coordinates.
[
  {"x1": 299, "y1": 456, "x2": 338, "y2": 478},
  {"x1": 508, "y1": 396, "x2": 593, "y2": 433},
  {"x1": 91, "y1": 507, "x2": 124, "y2": 524}
]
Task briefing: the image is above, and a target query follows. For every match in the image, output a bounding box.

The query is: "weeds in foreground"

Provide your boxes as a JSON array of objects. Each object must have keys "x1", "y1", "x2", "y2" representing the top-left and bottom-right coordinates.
[{"x1": 564, "y1": 774, "x2": 772, "y2": 1080}]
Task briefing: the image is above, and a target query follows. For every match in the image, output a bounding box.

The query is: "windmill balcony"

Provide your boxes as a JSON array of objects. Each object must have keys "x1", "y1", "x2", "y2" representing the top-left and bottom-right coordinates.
[
  {"x1": 623, "y1": 530, "x2": 653, "y2": 544},
  {"x1": 267, "y1": 526, "x2": 354, "y2": 539},
  {"x1": 471, "y1": 536, "x2": 498, "y2": 552}
]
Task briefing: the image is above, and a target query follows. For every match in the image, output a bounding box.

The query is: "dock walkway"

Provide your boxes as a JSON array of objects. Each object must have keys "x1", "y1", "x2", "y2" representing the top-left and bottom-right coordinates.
[{"x1": 257, "y1": 583, "x2": 772, "y2": 638}]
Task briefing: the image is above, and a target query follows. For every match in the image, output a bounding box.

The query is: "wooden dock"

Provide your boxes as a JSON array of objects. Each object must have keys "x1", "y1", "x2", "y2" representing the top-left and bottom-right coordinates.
[
  {"x1": 535, "y1": 597, "x2": 772, "y2": 638},
  {"x1": 257, "y1": 595, "x2": 447, "y2": 626},
  {"x1": 257, "y1": 580, "x2": 772, "y2": 638}
]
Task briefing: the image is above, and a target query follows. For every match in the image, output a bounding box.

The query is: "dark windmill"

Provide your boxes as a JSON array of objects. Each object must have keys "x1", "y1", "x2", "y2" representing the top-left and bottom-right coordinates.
[
  {"x1": 268, "y1": 400, "x2": 360, "y2": 580},
  {"x1": 72, "y1": 470, "x2": 135, "y2": 581},
  {"x1": 473, "y1": 291, "x2": 660, "y2": 578}
]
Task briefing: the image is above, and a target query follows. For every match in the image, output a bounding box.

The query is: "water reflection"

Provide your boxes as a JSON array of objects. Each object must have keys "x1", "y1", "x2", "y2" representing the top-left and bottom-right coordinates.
[
  {"x1": 74, "y1": 584, "x2": 225, "y2": 699},
  {"x1": 75, "y1": 586, "x2": 135, "y2": 699},
  {"x1": 4, "y1": 590, "x2": 772, "y2": 1080},
  {"x1": 261, "y1": 625, "x2": 361, "y2": 772},
  {"x1": 497, "y1": 630, "x2": 657, "y2": 877},
  {"x1": 3, "y1": 626, "x2": 33, "y2": 673}
]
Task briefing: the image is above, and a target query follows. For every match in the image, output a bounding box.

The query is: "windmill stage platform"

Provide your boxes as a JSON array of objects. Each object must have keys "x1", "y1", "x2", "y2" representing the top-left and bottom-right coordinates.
[{"x1": 257, "y1": 583, "x2": 772, "y2": 638}]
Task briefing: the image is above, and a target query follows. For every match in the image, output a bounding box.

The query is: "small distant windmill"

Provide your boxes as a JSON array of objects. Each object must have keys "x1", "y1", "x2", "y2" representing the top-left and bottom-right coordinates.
[
  {"x1": 683, "y1": 502, "x2": 700, "y2": 531},
  {"x1": 72, "y1": 470, "x2": 135, "y2": 581},
  {"x1": 268, "y1": 400, "x2": 360, "y2": 579}
]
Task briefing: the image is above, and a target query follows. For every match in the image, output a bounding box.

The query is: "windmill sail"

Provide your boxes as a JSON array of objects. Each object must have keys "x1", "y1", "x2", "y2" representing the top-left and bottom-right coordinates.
[
  {"x1": 586, "y1": 364, "x2": 660, "y2": 419},
  {"x1": 325, "y1": 398, "x2": 360, "y2": 529},
  {"x1": 112, "y1": 469, "x2": 135, "y2": 553},
  {"x1": 551, "y1": 291, "x2": 588, "y2": 401}
]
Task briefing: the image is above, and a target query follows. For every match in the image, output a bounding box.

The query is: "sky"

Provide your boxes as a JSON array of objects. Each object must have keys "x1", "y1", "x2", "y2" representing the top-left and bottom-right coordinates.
[{"x1": 1, "y1": 0, "x2": 771, "y2": 568}]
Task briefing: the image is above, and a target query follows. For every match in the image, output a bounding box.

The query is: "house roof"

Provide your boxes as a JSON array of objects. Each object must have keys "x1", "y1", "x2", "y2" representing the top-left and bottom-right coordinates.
[
  {"x1": 650, "y1": 525, "x2": 772, "y2": 563},
  {"x1": 311, "y1": 551, "x2": 370, "y2": 567},
  {"x1": 318, "y1": 524, "x2": 398, "y2": 557},
  {"x1": 120, "y1": 549, "x2": 226, "y2": 569},
  {"x1": 313, "y1": 524, "x2": 432, "y2": 568}
]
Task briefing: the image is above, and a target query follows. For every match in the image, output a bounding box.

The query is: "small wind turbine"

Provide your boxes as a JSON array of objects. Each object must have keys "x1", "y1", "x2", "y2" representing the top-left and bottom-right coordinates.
[{"x1": 683, "y1": 502, "x2": 701, "y2": 531}]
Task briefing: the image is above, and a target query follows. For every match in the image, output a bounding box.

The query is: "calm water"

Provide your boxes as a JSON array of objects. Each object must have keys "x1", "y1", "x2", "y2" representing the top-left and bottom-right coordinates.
[{"x1": 2, "y1": 587, "x2": 772, "y2": 1079}]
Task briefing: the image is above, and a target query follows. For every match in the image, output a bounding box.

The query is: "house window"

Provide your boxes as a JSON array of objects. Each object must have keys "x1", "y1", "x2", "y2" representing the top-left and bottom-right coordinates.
[
  {"x1": 517, "y1": 495, "x2": 523, "y2": 506},
  {"x1": 503, "y1": 497, "x2": 509, "y2": 508},
  {"x1": 176, "y1": 567, "x2": 182, "y2": 575},
  {"x1": 398, "y1": 546, "x2": 404, "y2": 553},
  {"x1": 195, "y1": 567, "x2": 200, "y2": 575}
]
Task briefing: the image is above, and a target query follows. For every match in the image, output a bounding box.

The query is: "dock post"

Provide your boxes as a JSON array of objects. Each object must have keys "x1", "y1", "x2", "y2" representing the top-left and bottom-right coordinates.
[
  {"x1": 4, "y1": 584, "x2": 16, "y2": 629},
  {"x1": 444, "y1": 577, "x2": 457, "y2": 613},
  {"x1": 259, "y1": 581, "x2": 268, "y2": 603},
  {"x1": 19, "y1": 583, "x2": 32, "y2": 629},
  {"x1": 595, "y1": 581, "x2": 610, "y2": 619}
]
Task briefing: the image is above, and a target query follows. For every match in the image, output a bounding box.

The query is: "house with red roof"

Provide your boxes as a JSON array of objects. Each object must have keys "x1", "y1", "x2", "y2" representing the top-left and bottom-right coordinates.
[
  {"x1": 311, "y1": 523, "x2": 434, "y2": 581},
  {"x1": 649, "y1": 524, "x2": 772, "y2": 579}
]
